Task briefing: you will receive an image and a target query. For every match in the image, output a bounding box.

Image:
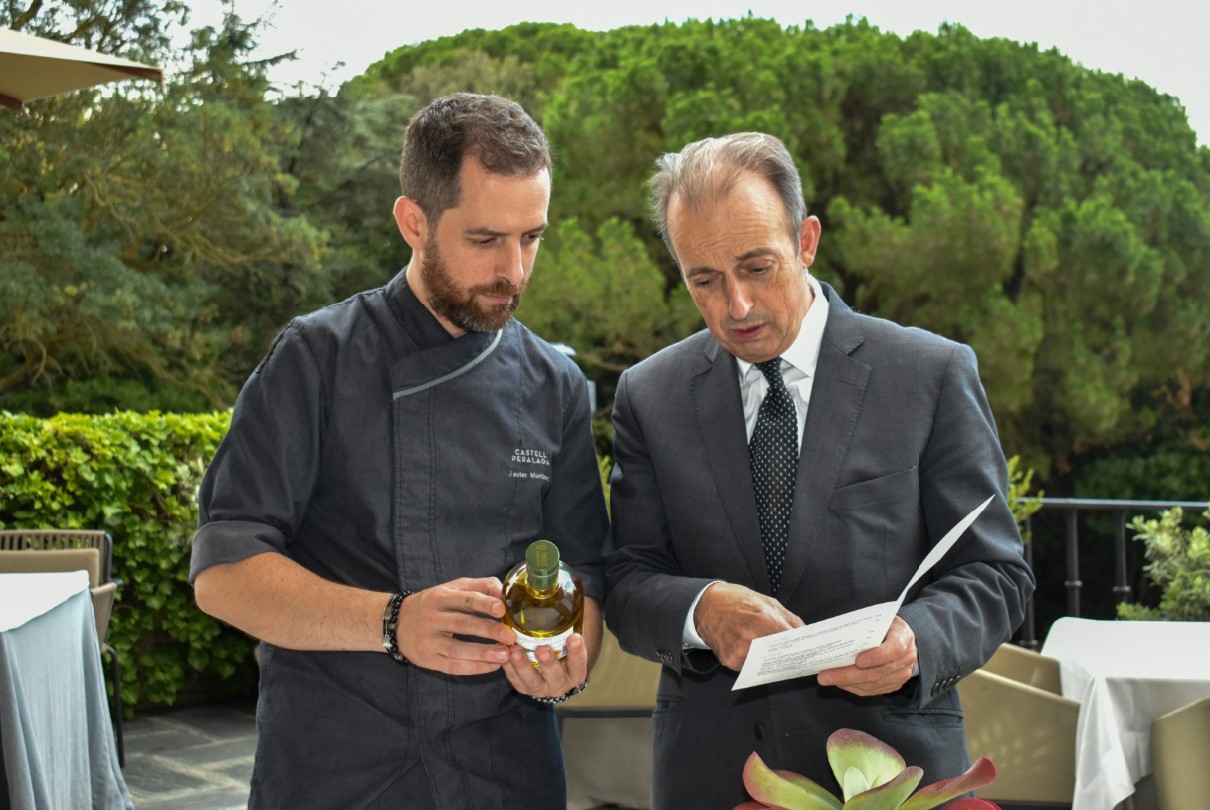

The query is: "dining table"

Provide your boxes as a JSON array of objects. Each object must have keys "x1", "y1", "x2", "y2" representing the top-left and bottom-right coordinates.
[
  {"x1": 1041, "y1": 617, "x2": 1210, "y2": 810},
  {"x1": 0, "y1": 570, "x2": 132, "y2": 810}
]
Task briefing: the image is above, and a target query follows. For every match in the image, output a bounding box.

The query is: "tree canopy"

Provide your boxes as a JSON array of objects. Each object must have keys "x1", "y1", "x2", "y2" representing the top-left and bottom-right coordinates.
[
  {"x1": 4, "y1": 9, "x2": 1208, "y2": 491},
  {"x1": 346, "y1": 17, "x2": 1210, "y2": 482},
  {"x1": 1, "y1": 1, "x2": 328, "y2": 412}
]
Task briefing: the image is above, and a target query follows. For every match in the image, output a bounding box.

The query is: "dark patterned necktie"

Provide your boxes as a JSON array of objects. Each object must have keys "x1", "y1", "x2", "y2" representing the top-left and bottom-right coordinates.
[{"x1": 749, "y1": 358, "x2": 798, "y2": 595}]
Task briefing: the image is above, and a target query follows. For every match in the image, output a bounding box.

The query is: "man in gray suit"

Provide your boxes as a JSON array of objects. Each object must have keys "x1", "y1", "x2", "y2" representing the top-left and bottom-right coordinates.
[{"x1": 605, "y1": 132, "x2": 1035, "y2": 808}]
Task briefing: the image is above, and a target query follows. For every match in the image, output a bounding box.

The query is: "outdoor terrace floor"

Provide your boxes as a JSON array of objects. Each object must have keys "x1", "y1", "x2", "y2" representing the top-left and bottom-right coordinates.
[
  {"x1": 123, "y1": 699, "x2": 256, "y2": 809},
  {"x1": 121, "y1": 699, "x2": 641, "y2": 809}
]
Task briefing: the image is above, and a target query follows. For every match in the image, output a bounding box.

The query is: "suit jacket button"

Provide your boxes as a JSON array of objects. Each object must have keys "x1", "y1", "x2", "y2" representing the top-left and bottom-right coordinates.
[{"x1": 754, "y1": 723, "x2": 766, "y2": 741}]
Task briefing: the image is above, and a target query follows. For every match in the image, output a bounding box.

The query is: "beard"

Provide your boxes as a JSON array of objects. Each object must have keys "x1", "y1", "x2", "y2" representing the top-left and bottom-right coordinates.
[{"x1": 418, "y1": 238, "x2": 527, "y2": 333}]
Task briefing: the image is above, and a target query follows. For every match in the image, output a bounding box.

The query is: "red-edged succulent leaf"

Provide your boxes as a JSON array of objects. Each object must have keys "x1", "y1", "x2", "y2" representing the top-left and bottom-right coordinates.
[
  {"x1": 940, "y1": 799, "x2": 1001, "y2": 809},
  {"x1": 743, "y1": 751, "x2": 843, "y2": 810},
  {"x1": 827, "y1": 729, "x2": 908, "y2": 800},
  {"x1": 733, "y1": 802, "x2": 774, "y2": 809},
  {"x1": 843, "y1": 765, "x2": 923, "y2": 810},
  {"x1": 775, "y1": 770, "x2": 843, "y2": 810},
  {"x1": 899, "y1": 757, "x2": 998, "y2": 810}
]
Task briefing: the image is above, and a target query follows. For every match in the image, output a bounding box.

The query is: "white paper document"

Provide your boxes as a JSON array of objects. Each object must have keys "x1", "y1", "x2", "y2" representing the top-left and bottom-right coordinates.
[{"x1": 732, "y1": 494, "x2": 995, "y2": 690}]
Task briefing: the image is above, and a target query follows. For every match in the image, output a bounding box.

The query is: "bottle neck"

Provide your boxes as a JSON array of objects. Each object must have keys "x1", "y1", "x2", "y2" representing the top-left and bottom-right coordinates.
[{"x1": 526, "y1": 576, "x2": 558, "y2": 598}]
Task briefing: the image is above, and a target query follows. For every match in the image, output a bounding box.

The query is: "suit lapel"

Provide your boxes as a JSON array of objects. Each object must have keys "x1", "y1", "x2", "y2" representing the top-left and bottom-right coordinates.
[
  {"x1": 690, "y1": 339, "x2": 770, "y2": 591},
  {"x1": 777, "y1": 287, "x2": 871, "y2": 600}
]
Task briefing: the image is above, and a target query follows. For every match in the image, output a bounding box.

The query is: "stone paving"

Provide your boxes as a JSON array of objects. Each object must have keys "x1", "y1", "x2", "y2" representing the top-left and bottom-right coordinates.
[
  {"x1": 120, "y1": 698, "x2": 644, "y2": 809},
  {"x1": 122, "y1": 699, "x2": 256, "y2": 809}
]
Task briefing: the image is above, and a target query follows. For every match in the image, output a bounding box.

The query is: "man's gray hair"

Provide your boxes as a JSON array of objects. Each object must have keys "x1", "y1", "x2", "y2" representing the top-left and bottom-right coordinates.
[{"x1": 649, "y1": 132, "x2": 806, "y2": 265}]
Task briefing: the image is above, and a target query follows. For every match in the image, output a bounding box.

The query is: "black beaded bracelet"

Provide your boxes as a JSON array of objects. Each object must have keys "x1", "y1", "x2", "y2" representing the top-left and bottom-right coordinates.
[
  {"x1": 532, "y1": 676, "x2": 589, "y2": 705},
  {"x1": 381, "y1": 591, "x2": 413, "y2": 665}
]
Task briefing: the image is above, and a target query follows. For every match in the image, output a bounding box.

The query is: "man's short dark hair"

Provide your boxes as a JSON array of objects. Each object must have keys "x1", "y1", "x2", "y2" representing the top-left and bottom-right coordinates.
[
  {"x1": 649, "y1": 132, "x2": 806, "y2": 267},
  {"x1": 400, "y1": 93, "x2": 551, "y2": 226}
]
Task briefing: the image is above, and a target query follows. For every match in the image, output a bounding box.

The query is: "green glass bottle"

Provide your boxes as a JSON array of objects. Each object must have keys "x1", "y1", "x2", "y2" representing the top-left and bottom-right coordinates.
[{"x1": 502, "y1": 539, "x2": 584, "y2": 664}]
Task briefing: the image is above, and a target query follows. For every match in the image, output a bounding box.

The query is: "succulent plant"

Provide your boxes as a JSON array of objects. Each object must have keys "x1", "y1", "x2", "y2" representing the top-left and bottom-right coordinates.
[{"x1": 735, "y1": 728, "x2": 999, "y2": 810}]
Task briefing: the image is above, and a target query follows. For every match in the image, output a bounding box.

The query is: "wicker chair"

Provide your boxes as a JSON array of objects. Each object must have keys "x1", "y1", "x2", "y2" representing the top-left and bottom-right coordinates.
[{"x1": 0, "y1": 529, "x2": 125, "y2": 766}]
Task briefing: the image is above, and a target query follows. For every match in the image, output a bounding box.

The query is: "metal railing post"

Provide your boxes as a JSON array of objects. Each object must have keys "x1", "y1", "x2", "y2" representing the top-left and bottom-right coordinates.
[
  {"x1": 1114, "y1": 512, "x2": 1132, "y2": 606},
  {"x1": 1024, "y1": 498, "x2": 1205, "y2": 640},
  {"x1": 1021, "y1": 514, "x2": 1039, "y2": 650},
  {"x1": 1064, "y1": 510, "x2": 1082, "y2": 617}
]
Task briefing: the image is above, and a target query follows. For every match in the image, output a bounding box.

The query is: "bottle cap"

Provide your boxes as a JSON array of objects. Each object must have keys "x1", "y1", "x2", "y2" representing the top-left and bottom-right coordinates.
[{"x1": 526, "y1": 539, "x2": 560, "y2": 590}]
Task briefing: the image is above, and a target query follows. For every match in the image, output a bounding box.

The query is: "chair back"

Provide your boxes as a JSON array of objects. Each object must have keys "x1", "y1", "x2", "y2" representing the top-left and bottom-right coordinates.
[
  {"x1": 0, "y1": 529, "x2": 114, "y2": 582},
  {"x1": 958, "y1": 667, "x2": 1079, "y2": 803},
  {"x1": 560, "y1": 629, "x2": 660, "y2": 715},
  {"x1": 0, "y1": 547, "x2": 103, "y2": 586},
  {"x1": 983, "y1": 641, "x2": 1063, "y2": 694},
  {"x1": 0, "y1": 530, "x2": 117, "y2": 646},
  {"x1": 1153, "y1": 695, "x2": 1210, "y2": 810},
  {"x1": 560, "y1": 629, "x2": 660, "y2": 810},
  {"x1": 0, "y1": 529, "x2": 127, "y2": 765}
]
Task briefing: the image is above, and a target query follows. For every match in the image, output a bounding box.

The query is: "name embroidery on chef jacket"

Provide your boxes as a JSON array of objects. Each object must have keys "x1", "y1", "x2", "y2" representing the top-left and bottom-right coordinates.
[{"x1": 508, "y1": 448, "x2": 551, "y2": 482}]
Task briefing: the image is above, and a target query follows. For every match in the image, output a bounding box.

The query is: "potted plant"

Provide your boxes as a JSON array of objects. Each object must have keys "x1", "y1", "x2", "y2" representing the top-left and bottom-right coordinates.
[{"x1": 736, "y1": 728, "x2": 999, "y2": 810}]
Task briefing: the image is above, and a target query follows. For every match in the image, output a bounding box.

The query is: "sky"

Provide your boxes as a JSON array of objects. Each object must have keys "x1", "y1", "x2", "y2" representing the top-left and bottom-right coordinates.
[{"x1": 190, "y1": 0, "x2": 1209, "y2": 145}]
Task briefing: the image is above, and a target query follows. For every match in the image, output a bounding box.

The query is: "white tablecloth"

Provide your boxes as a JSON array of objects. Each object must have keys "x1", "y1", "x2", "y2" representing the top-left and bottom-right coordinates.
[
  {"x1": 0, "y1": 571, "x2": 90, "y2": 632},
  {"x1": 0, "y1": 571, "x2": 132, "y2": 809},
  {"x1": 1041, "y1": 618, "x2": 1210, "y2": 810}
]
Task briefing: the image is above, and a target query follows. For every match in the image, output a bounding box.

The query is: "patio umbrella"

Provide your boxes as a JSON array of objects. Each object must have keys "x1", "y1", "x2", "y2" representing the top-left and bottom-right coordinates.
[{"x1": 0, "y1": 27, "x2": 163, "y2": 112}]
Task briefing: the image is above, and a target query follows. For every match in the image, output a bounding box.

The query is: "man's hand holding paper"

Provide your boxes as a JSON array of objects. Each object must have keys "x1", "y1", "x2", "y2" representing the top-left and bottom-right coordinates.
[
  {"x1": 732, "y1": 495, "x2": 994, "y2": 691},
  {"x1": 818, "y1": 615, "x2": 918, "y2": 696},
  {"x1": 694, "y1": 582, "x2": 804, "y2": 671}
]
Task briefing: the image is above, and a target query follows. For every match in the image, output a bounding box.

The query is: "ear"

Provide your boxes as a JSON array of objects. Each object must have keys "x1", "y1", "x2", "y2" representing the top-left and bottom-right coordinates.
[
  {"x1": 799, "y1": 215, "x2": 822, "y2": 267},
  {"x1": 394, "y1": 196, "x2": 428, "y2": 251}
]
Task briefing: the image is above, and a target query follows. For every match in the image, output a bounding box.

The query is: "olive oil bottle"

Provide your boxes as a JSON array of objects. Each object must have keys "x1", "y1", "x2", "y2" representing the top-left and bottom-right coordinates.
[{"x1": 502, "y1": 539, "x2": 584, "y2": 663}]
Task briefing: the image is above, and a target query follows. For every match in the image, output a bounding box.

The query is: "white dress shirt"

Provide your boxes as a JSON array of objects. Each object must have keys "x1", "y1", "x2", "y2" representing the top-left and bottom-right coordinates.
[{"x1": 682, "y1": 275, "x2": 829, "y2": 648}]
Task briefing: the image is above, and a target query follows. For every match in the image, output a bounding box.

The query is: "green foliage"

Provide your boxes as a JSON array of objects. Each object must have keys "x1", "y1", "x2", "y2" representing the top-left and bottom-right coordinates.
[
  {"x1": 1074, "y1": 388, "x2": 1210, "y2": 501},
  {"x1": 0, "y1": 410, "x2": 256, "y2": 713},
  {"x1": 1117, "y1": 506, "x2": 1210, "y2": 622},
  {"x1": 1, "y1": 3, "x2": 330, "y2": 415},
  {"x1": 7, "y1": 10, "x2": 1210, "y2": 493},
  {"x1": 598, "y1": 455, "x2": 613, "y2": 511},
  {"x1": 1006, "y1": 455, "x2": 1043, "y2": 531},
  {"x1": 517, "y1": 217, "x2": 702, "y2": 376},
  {"x1": 335, "y1": 17, "x2": 1210, "y2": 484}
]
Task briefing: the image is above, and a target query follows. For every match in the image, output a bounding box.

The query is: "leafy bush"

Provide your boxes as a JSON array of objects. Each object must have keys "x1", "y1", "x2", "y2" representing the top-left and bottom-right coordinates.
[
  {"x1": 0, "y1": 410, "x2": 256, "y2": 714},
  {"x1": 1117, "y1": 505, "x2": 1210, "y2": 622},
  {"x1": 1006, "y1": 454, "x2": 1043, "y2": 531}
]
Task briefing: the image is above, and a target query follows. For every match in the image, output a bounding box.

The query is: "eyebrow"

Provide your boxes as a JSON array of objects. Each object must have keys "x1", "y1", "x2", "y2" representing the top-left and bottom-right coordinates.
[
  {"x1": 464, "y1": 223, "x2": 549, "y2": 238},
  {"x1": 736, "y1": 247, "x2": 777, "y2": 261},
  {"x1": 684, "y1": 247, "x2": 778, "y2": 277}
]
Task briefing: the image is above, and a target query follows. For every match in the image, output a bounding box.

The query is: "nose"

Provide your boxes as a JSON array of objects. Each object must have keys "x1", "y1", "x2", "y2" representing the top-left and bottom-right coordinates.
[
  {"x1": 498, "y1": 240, "x2": 526, "y2": 286},
  {"x1": 725, "y1": 277, "x2": 753, "y2": 321}
]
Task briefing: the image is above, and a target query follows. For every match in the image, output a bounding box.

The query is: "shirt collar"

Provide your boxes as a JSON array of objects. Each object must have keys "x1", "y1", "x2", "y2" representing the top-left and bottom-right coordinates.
[{"x1": 735, "y1": 273, "x2": 829, "y2": 381}]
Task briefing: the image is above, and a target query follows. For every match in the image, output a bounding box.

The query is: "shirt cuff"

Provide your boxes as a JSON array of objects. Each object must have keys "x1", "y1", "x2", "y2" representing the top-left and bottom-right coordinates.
[{"x1": 681, "y1": 581, "x2": 722, "y2": 649}]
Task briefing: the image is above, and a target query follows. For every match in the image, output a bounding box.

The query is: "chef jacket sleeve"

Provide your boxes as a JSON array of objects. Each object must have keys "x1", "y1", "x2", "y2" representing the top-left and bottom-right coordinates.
[{"x1": 189, "y1": 323, "x2": 323, "y2": 583}]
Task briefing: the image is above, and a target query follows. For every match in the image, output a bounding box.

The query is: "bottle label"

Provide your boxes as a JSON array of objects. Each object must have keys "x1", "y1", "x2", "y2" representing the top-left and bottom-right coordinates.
[{"x1": 513, "y1": 626, "x2": 574, "y2": 662}]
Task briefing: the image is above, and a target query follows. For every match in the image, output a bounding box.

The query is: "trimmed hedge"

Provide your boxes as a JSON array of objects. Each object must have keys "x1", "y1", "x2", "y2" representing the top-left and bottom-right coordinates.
[{"x1": 0, "y1": 410, "x2": 256, "y2": 714}]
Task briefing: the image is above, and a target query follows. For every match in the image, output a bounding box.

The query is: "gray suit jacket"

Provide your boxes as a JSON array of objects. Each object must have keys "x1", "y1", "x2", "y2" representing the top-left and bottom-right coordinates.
[{"x1": 604, "y1": 283, "x2": 1034, "y2": 808}]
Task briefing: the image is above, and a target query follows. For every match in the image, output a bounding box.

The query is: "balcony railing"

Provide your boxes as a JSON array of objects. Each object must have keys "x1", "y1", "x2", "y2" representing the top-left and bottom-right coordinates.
[{"x1": 1017, "y1": 497, "x2": 1208, "y2": 649}]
